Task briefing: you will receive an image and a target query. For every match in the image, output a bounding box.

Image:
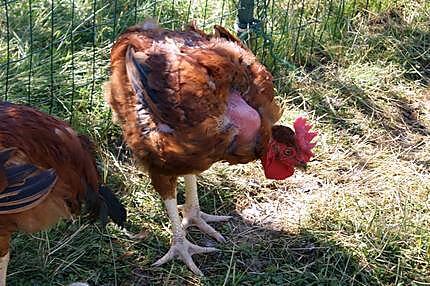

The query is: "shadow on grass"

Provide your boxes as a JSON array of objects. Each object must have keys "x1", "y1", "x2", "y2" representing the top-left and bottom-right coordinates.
[
  {"x1": 114, "y1": 171, "x2": 376, "y2": 286},
  {"x1": 332, "y1": 80, "x2": 429, "y2": 139},
  {"x1": 291, "y1": 74, "x2": 428, "y2": 147},
  {"x1": 8, "y1": 162, "x2": 425, "y2": 286},
  {"x1": 132, "y1": 227, "x2": 376, "y2": 286},
  {"x1": 366, "y1": 9, "x2": 430, "y2": 85},
  {"x1": 285, "y1": 6, "x2": 430, "y2": 146},
  {"x1": 396, "y1": 29, "x2": 430, "y2": 85}
]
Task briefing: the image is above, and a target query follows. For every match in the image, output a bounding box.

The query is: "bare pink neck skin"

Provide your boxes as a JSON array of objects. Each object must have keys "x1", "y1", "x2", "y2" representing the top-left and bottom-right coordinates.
[{"x1": 226, "y1": 91, "x2": 261, "y2": 144}]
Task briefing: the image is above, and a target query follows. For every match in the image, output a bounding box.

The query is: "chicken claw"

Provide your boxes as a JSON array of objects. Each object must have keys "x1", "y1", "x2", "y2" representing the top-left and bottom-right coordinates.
[
  {"x1": 152, "y1": 238, "x2": 218, "y2": 276},
  {"x1": 178, "y1": 205, "x2": 232, "y2": 242}
]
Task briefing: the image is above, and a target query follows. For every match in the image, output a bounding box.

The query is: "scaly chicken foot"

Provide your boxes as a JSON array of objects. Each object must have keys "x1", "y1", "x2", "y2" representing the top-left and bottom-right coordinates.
[
  {"x1": 152, "y1": 237, "x2": 218, "y2": 276},
  {"x1": 0, "y1": 252, "x2": 9, "y2": 286},
  {"x1": 179, "y1": 175, "x2": 232, "y2": 243},
  {"x1": 178, "y1": 205, "x2": 231, "y2": 243},
  {"x1": 153, "y1": 198, "x2": 218, "y2": 276}
]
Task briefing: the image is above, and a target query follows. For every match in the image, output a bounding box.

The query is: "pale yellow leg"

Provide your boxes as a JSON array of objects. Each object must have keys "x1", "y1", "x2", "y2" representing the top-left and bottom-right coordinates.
[
  {"x1": 179, "y1": 175, "x2": 232, "y2": 243},
  {"x1": 0, "y1": 252, "x2": 9, "y2": 286}
]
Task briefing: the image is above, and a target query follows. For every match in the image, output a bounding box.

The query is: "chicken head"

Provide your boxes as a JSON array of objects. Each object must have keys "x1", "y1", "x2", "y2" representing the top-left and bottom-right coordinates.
[{"x1": 262, "y1": 117, "x2": 317, "y2": 180}]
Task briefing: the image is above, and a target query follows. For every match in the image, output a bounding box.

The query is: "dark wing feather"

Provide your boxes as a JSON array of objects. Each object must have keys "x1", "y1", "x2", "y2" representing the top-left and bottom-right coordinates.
[
  {"x1": 127, "y1": 46, "x2": 160, "y2": 106},
  {"x1": 0, "y1": 148, "x2": 57, "y2": 214},
  {"x1": 0, "y1": 147, "x2": 15, "y2": 191},
  {"x1": 4, "y1": 164, "x2": 38, "y2": 185}
]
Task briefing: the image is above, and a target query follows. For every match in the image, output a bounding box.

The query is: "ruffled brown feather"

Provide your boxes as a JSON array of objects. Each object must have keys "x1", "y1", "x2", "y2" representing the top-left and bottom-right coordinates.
[{"x1": 106, "y1": 21, "x2": 281, "y2": 180}]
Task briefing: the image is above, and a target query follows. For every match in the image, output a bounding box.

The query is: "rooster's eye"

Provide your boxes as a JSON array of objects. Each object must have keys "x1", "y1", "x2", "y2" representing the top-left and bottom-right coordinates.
[{"x1": 284, "y1": 148, "x2": 293, "y2": 156}]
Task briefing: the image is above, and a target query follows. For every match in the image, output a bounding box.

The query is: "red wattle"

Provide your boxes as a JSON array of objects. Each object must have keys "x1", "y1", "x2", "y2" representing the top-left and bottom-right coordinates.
[{"x1": 261, "y1": 140, "x2": 295, "y2": 180}]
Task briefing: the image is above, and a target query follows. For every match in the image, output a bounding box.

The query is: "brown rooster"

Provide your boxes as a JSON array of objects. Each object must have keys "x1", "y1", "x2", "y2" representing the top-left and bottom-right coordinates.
[
  {"x1": 0, "y1": 102, "x2": 127, "y2": 286},
  {"x1": 105, "y1": 20, "x2": 317, "y2": 275}
]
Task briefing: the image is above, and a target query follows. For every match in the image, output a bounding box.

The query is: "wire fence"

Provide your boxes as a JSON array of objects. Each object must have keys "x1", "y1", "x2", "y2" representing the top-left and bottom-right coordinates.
[{"x1": 0, "y1": 0, "x2": 387, "y2": 122}]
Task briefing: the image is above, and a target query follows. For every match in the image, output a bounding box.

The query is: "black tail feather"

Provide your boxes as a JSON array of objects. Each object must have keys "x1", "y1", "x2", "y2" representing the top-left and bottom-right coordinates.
[
  {"x1": 85, "y1": 185, "x2": 127, "y2": 228},
  {"x1": 98, "y1": 185, "x2": 127, "y2": 227}
]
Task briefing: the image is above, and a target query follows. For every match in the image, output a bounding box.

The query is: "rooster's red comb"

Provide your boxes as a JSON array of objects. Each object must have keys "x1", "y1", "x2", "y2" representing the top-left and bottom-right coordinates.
[{"x1": 293, "y1": 117, "x2": 317, "y2": 162}]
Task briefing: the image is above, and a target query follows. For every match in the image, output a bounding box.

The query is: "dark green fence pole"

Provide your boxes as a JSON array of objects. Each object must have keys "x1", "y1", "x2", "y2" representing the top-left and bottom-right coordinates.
[
  {"x1": 112, "y1": 0, "x2": 118, "y2": 40},
  {"x1": 134, "y1": 0, "x2": 138, "y2": 24},
  {"x1": 49, "y1": 0, "x2": 55, "y2": 113},
  {"x1": 90, "y1": 0, "x2": 97, "y2": 110},
  {"x1": 4, "y1": 0, "x2": 10, "y2": 101},
  {"x1": 28, "y1": 0, "x2": 33, "y2": 104},
  {"x1": 203, "y1": 0, "x2": 208, "y2": 28},
  {"x1": 236, "y1": 0, "x2": 259, "y2": 50},
  {"x1": 70, "y1": 0, "x2": 75, "y2": 123},
  {"x1": 186, "y1": 0, "x2": 193, "y2": 24},
  {"x1": 220, "y1": 0, "x2": 226, "y2": 25},
  {"x1": 237, "y1": 0, "x2": 255, "y2": 32}
]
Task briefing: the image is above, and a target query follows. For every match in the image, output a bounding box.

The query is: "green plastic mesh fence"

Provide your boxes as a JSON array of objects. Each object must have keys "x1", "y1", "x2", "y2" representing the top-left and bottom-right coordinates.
[{"x1": 0, "y1": 0, "x2": 385, "y2": 122}]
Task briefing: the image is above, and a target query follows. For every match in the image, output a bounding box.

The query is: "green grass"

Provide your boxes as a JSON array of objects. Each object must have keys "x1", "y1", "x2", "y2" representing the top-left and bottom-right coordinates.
[{"x1": 1, "y1": 0, "x2": 430, "y2": 285}]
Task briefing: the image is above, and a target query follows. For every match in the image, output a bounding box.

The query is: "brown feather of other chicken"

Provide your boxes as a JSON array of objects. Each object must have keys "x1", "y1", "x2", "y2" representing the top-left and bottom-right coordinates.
[
  {"x1": 0, "y1": 102, "x2": 127, "y2": 286},
  {"x1": 105, "y1": 20, "x2": 316, "y2": 276}
]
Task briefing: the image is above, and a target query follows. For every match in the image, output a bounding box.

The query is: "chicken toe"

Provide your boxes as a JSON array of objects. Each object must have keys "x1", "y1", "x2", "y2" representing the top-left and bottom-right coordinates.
[
  {"x1": 179, "y1": 205, "x2": 231, "y2": 242},
  {"x1": 152, "y1": 238, "x2": 218, "y2": 276},
  {"x1": 154, "y1": 197, "x2": 218, "y2": 276}
]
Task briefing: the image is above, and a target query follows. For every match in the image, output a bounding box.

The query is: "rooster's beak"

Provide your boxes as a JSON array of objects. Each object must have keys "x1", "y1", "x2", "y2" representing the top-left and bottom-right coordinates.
[{"x1": 296, "y1": 161, "x2": 308, "y2": 171}]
